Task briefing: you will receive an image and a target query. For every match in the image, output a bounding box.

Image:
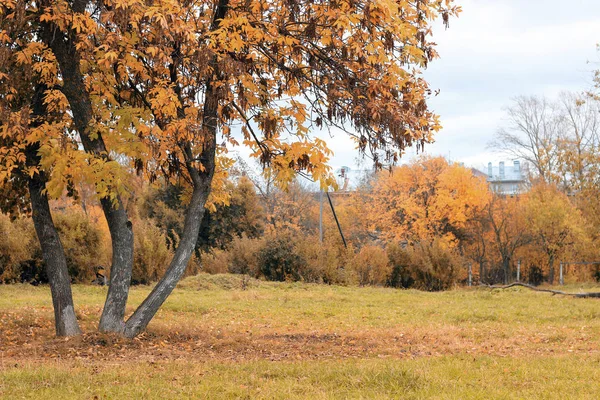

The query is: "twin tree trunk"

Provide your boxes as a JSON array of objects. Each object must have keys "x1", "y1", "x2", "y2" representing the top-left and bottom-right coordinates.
[
  {"x1": 43, "y1": 18, "x2": 134, "y2": 333},
  {"x1": 37, "y1": 2, "x2": 220, "y2": 337}
]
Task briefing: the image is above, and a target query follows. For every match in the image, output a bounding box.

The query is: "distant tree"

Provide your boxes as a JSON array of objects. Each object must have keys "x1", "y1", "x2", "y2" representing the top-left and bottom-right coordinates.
[
  {"x1": 368, "y1": 157, "x2": 490, "y2": 248},
  {"x1": 464, "y1": 210, "x2": 494, "y2": 283},
  {"x1": 490, "y1": 96, "x2": 561, "y2": 183},
  {"x1": 555, "y1": 93, "x2": 600, "y2": 192},
  {"x1": 487, "y1": 195, "x2": 531, "y2": 284},
  {"x1": 198, "y1": 176, "x2": 265, "y2": 251},
  {"x1": 523, "y1": 183, "x2": 586, "y2": 283}
]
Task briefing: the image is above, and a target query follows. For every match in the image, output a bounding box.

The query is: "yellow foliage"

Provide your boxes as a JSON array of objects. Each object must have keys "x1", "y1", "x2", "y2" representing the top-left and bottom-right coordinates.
[{"x1": 369, "y1": 157, "x2": 490, "y2": 247}]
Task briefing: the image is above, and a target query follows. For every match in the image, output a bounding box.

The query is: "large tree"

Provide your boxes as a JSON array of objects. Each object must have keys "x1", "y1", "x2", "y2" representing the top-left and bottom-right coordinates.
[
  {"x1": 368, "y1": 157, "x2": 490, "y2": 248},
  {"x1": 1, "y1": 0, "x2": 459, "y2": 337}
]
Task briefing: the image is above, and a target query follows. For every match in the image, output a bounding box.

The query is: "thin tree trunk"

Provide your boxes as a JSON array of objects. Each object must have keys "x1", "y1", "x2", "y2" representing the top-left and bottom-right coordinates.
[
  {"x1": 479, "y1": 261, "x2": 486, "y2": 284},
  {"x1": 548, "y1": 255, "x2": 555, "y2": 284},
  {"x1": 40, "y1": 6, "x2": 134, "y2": 333},
  {"x1": 502, "y1": 257, "x2": 510, "y2": 285},
  {"x1": 25, "y1": 85, "x2": 81, "y2": 337},
  {"x1": 123, "y1": 183, "x2": 209, "y2": 338}
]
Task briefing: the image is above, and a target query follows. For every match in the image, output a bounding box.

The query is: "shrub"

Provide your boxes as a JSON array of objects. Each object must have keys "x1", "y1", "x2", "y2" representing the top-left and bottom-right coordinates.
[
  {"x1": 406, "y1": 240, "x2": 461, "y2": 291},
  {"x1": 132, "y1": 219, "x2": 173, "y2": 284},
  {"x1": 258, "y1": 236, "x2": 305, "y2": 282},
  {"x1": 200, "y1": 249, "x2": 230, "y2": 275},
  {"x1": 0, "y1": 215, "x2": 36, "y2": 282},
  {"x1": 349, "y1": 245, "x2": 391, "y2": 286},
  {"x1": 527, "y1": 264, "x2": 545, "y2": 286},
  {"x1": 53, "y1": 212, "x2": 107, "y2": 283},
  {"x1": 295, "y1": 236, "x2": 354, "y2": 284},
  {"x1": 199, "y1": 235, "x2": 264, "y2": 276},
  {"x1": 387, "y1": 243, "x2": 415, "y2": 288},
  {"x1": 227, "y1": 234, "x2": 264, "y2": 277}
]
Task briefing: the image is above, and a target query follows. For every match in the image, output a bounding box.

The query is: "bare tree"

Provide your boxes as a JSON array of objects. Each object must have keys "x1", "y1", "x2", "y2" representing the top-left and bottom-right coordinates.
[
  {"x1": 556, "y1": 92, "x2": 600, "y2": 192},
  {"x1": 491, "y1": 96, "x2": 561, "y2": 183}
]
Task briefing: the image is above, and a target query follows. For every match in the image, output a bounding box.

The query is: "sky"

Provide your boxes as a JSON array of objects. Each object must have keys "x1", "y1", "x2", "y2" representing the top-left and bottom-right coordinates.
[{"x1": 323, "y1": 0, "x2": 600, "y2": 172}]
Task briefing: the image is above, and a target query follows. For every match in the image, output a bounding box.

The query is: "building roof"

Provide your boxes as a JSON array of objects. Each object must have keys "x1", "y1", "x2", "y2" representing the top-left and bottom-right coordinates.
[{"x1": 474, "y1": 161, "x2": 526, "y2": 183}]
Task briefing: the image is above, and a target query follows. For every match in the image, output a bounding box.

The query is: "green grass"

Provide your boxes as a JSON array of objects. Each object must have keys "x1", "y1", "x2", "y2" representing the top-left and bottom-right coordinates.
[
  {"x1": 2, "y1": 275, "x2": 600, "y2": 398},
  {"x1": 3, "y1": 356, "x2": 600, "y2": 399}
]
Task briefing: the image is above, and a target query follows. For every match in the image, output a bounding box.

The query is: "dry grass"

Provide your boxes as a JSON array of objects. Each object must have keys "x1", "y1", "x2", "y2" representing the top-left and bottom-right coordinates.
[{"x1": 2, "y1": 275, "x2": 600, "y2": 398}]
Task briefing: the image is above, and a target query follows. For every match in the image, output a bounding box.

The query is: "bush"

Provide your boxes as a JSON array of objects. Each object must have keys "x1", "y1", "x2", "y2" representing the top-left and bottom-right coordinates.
[
  {"x1": 295, "y1": 236, "x2": 354, "y2": 285},
  {"x1": 0, "y1": 211, "x2": 109, "y2": 283},
  {"x1": 0, "y1": 215, "x2": 36, "y2": 282},
  {"x1": 387, "y1": 243, "x2": 415, "y2": 288},
  {"x1": 200, "y1": 249, "x2": 230, "y2": 275},
  {"x1": 527, "y1": 264, "x2": 545, "y2": 286},
  {"x1": 132, "y1": 219, "x2": 173, "y2": 284},
  {"x1": 258, "y1": 236, "x2": 305, "y2": 282},
  {"x1": 227, "y1": 234, "x2": 264, "y2": 277},
  {"x1": 199, "y1": 235, "x2": 264, "y2": 276},
  {"x1": 349, "y1": 245, "x2": 391, "y2": 286},
  {"x1": 406, "y1": 240, "x2": 461, "y2": 291},
  {"x1": 53, "y1": 212, "x2": 107, "y2": 283}
]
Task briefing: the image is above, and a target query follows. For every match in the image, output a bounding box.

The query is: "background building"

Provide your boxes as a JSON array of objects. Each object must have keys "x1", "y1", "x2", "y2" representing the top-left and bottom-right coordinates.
[{"x1": 477, "y1": 160, "x2": 527, "y2": 196}]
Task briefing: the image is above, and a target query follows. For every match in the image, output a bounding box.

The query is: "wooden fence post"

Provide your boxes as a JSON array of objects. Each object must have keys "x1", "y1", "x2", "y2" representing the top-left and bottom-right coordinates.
[{"x1": 468, "y1": 263, "x2": 472, "y2": 287}]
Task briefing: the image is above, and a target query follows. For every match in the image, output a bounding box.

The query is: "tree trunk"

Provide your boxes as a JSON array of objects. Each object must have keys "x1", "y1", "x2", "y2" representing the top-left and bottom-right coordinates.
[
  {"x1": 548, "y1": 255, "x2": 555, "y2": 284},
  {"x1": 27, "y1": 171, "x2": 82, "y2": 336},
  {"x1": 123, "y1": 183, "x2": 209, "y2": 338},
  {"x1": 124, "y1": 62, "x2": 220, "y2": 337},
  {"x1": 479, "y1": 261, "x2": 486, "y2": 284},
  {"x1": 123, "y1": 63, "x2": 219, "y2": 337},
  {"x1": 25, "y1": 85, "x2": 81, "y2": 337},
  {"x1": 502, "y1": 257, "x2": 510, "y2": 285},
  {"x1": 97, "y1": 198, "x2": 133, "y2": 332},
  {"x1": 41, "y1": 9, "x2": 134, "y2": 333}
]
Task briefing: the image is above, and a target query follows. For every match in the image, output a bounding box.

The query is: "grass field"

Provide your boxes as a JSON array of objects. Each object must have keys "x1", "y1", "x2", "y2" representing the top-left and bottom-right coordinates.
[{"x1": 2, "y1": 274, "x2": 600, "y2": 398}]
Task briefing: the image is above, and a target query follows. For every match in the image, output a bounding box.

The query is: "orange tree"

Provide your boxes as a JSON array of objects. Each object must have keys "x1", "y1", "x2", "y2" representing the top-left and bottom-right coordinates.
[
  {"x1": 486, "y1": 194, "x2": 531, "y2": 284},
  {"x1": 0, "y1": 0, "x2": 459, "y2": 337},
  {"x1": 368, "y1": 157, "x2": 490, "y2": 248},
  {"x1": 523, "y1": 183, "x2": 586, "y2": 283}
]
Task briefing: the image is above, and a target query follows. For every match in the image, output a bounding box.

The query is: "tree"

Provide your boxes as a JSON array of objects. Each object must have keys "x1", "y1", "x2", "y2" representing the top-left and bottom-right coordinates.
[
  {"x1": 487, "y1": 194, "x2": 531, "y2": 284},
  {"x1": 0, "y1": 0, "x2": 459, "y2": 337},
  {"x1": 464, "y1": 210, "x2": 493, "y2": 283},
  {"x1": 491, "y1": 96, "x2": 561, "y2": 183},
  {"x1": 523, "y1": 183, "x2": 585, "y2": 284},
  {"x1": 0, "y1": 33, "x2": 82, "y2": 336},
  {"x1": 368, "y1": 157, "x2": 490, "y2": 248}
]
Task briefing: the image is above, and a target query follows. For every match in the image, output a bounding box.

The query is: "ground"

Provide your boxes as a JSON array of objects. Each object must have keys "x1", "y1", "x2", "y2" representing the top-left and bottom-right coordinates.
[{"x1": 2, "y1": 274, "x2": 600, "y2": 398}]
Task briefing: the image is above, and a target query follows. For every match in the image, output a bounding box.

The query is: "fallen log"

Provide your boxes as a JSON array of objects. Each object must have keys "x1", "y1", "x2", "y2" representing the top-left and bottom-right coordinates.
[{"x1": 483, "y1": 282, "x2": 600, "y2": 298}]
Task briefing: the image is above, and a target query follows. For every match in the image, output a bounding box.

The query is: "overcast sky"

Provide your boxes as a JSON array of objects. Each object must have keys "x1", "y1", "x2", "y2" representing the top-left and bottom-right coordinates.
[{"x1": 325, "y1": 0, "x2": 600, "y2": 171}]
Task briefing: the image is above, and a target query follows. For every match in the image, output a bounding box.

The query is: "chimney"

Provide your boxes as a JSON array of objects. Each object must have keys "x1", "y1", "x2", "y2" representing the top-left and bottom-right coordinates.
[
  {"x1": 488, "y1": 162, "x2": 493, "y2": 177},
  {"x1": 499, "y1": 162, "x2": 505, "y2": 178}
]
